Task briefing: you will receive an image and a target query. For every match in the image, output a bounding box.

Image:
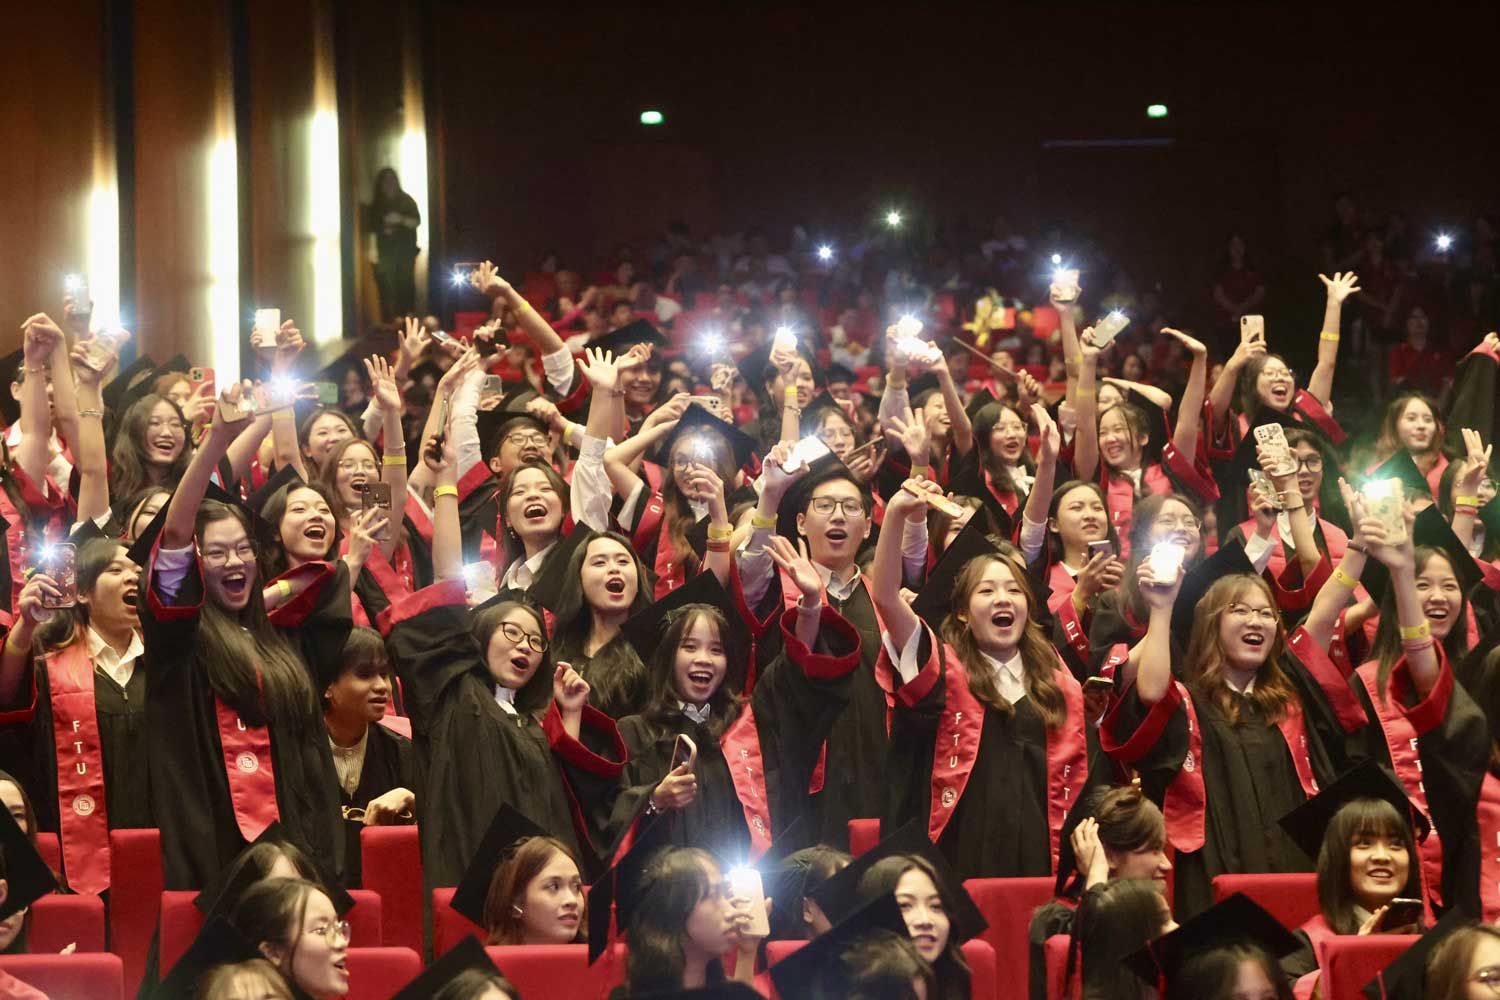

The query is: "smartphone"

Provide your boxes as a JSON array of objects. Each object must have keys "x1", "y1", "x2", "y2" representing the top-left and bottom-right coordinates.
[
  {"x1": 1361, "y1": 478, "x2": 1408, "y2": 546},
  {"x1": 32, "y1": 543, "x2": 78, "y2": 610},
  {"x1": 1248, "y1": 469, "x2": 1283, "y2": 510},
  {"x1": 480, "y1": 375, "x2": 504, "y2": 403},
  {"x1": 671, "y1": 733, "x2": 698, "y2": 772},
  {"x1": 428, "y1": 397, "x2": 453, "y2": 461},
  {"x1": 64, "y1": 273, "x2": 90, "y2": 310},
  {"x1": 253, "y1": 308, "x2": 281, "y2": 342},
  {"x1": 1147, "y1": 541, "x2": 1186, "y2": 581},
  {"x1": 698, "y1": 395, "x2": 728, "y2": 420},
  {"x1": 314, "y1": 382, "x2": 339, "y2": 406},
  {"x1": 773, "y1": 327, "x2": 798, "y2": 354},
  {"x1": 726, "y1": 868, "x2": 771, "y2": 938},
  {"x1": 451, "y1": 261, "x2": 485, "y2": 290},
  {"x1": 78, "y1": 330, "x2": 123, "y2": 374},
  {"x1": 218, "y1": 387, "x2": 260, "y2": 422},
  {"x1": 1378, "y1": 898, "x2": 1423, "y2": 930},
  {"x1": 1082, "y1": 675, "x2": 1115, "y2": 696},
  {"x1": 1052, "y1": 269, "x2": 1080, "y2": 304},
  {"x1": 1240, "y1": 315, "x2": 1265, "y2": 340},
  {"x1": 189, "y1": 366, "x2": 215, "y2": 386},
  {"x1": 784, "y1": 434, "x2": 833, "y2": 474},
  {"x1": 430, "y1": 328, "x2": 457, "y2": 347},
  {"x1": 1091, "y1": 311, "x2": 1130, "y2": 348},
  {"x1": 1253, "y1": 423, "x2": 1295, "y2": 477},
  {"x1": 462, "y1": 561, "x2": 497, "y2": 598},
  {"x1": 901, "y1": 481, "x2": 967, "y2": 518},
  {"x1": 362, "y1": 482, "x2": 393, "y2": 541},
  {"x1": 1087, "y1": 539, "x2": 1115, "y2": 561}
]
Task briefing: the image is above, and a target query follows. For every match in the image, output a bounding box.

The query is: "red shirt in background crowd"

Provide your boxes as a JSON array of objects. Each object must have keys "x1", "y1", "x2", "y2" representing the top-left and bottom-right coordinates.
[{"x1": 1388, "y1": 339, "x2": 1453, "y2": 396}]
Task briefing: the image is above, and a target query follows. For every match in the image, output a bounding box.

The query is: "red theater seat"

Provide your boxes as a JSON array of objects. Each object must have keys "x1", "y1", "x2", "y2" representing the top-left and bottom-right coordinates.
[
  {"x1": 29, "y1": 894, "x2": 105, "y2": 953},
  {"x1": 1211, "y1": 873, "x2": 1320, "y2": 930},
  {"x1": 345, "y1": 947, "x2": 422, "y2": 1000},
  {"x1": 34, "y1": 833, "x2": 60, "y2": 875},
  {"x1": 0, "y1": 953, "x2": 123, "y2": 1000},
  {"x1": 486, "y1": 944, "x2": 622, "y2": 1000},
  {"x1": 108, "y1": 828, "x2": 163, "y2": 998},
  {"x1": 432, "y1": 887, "x2": 486, "y2": 956},
  {"x1": 1321, "y1": 935, "x2": 1418, "y2": 1000},
  {"x1": 963, "y1": 877, "x2": 1056, "y2": 1000},
  {"x1": 847, "y1": 818, "x2": 880, "y2": 856},
  {"x1": 361, "y1": 825, "x2": 424, "y2": 951},
  {"x1": 1045, "y1": 934, "x2": 1074, "y2": 1000},
  {"x1": 159, "y1": 889, "x2": 384, "y2": 975}
]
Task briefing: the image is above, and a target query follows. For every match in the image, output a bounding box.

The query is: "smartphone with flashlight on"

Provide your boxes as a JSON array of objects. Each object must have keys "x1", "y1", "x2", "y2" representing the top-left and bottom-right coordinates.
[
  {"x1": 32, "y1": 543, "x2": 78, "y2": 610},
  {"x1": 1090, "y1": 312, "x2": 1130, "y2": 349},
  {"x1": 1147, "y1": 541, "x2": 1186, "y2": 583},
  {"x1": 783, "y1": 434, "x2": 832, "y2": 474},
  {"x1": 671, "y1": 733, "x2": 698, "y2": 772},
  {"x1": 253, "y1": 308, "x2": 282, "y2": 345},
  {"x1": 64, "y1": 274, "x2": 90, "y2": 313},
  {"x1": 1051, "y1": 268, "x2": 1080, "y2": 304},
  {"x1": 1361, "y1": 478, "x2": 1408, "y2": 546},
  {"x1": 1240, "y1": 315, "x2": 1265, "y2": 341},
  {"x1": 78, "y1": 329, "x2": 124, "y2": 375},
  {"x1": 451, "y1": 262, "x2": 485, "y2": 291},
  {"x1": 217, "y1": 385, "x2": 260, "y2": 422},
  {"x1": 726, "y1": 868, "x2": 771, "y2": 938}
]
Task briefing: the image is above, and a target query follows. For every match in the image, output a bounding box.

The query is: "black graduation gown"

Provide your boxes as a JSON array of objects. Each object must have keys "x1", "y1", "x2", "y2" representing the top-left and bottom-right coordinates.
[
  {"x1": 384, "y1": 582, "x2": 625, "y2": 887},
  {"x1": 1107, "y1": 672, "x2": 1345, "y2": 919},
  {"x1": 749, "y1": 577, "x2": 887, "y2": 850},
  {"x1": 558, "y1": 634, "x2": 649, "y2": 724},
  {"x1": 4, "y1": 651, "x2": 154, "y2": 838},
  {"x1": 142, "y1": 561, "x2": 345, "y2": 891},
  {"x1": 614, "y1": 715, "x2": 751, "y2": 861},
  {"x1": 336, "y1": 722, "x2": 415, "y2": 888}
]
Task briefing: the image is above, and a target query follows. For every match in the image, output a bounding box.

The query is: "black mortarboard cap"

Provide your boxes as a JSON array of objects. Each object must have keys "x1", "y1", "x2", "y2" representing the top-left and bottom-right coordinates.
[
  {"x1": 1359, "y1": 907, "x2": 1470, "y2": 1000},
  {"x1": 947, "y1": 456, "x2": 1016, "y2": 539},
  {"x1": 124, "y1": 490, "x2": 173, "y2": 567},
  {"x1": 527, "y1": 523, "x2": 596, "y2": 614},
  {"x1": 192, "y1": 821, "x2": 356, "y2": 920},
  {"x1": 479, "y1": 384, "x2": 548, "y2": 458},
  {"x1": 587, "y1": 813, "x2": 675, "y2": 964},
  {"x1": 768, "y1": 893, "x2": 914, "y2": 1000},
  {"x1": 823, "y1": 363, "x2": 857, "y2": 386},
  {"x1": 1365, "y1": 449, "x2": 1432, "y2": 500},
  {"x1": 1125, "y1": 892, "x2": 1301, "y2": 987},
  {"x1": 620, "y1": 569, "x2": 750, "y2": 673},
  {"x1": 1170, "y1": 538, "x2": 1255, "y2": 645},
  {"x1": 911, "y1": 515, "x2": 1003, "y2": 633},
  {"x1": 588, "y1": 319, "x2": 668, "y2": 357},
  {"x1": 391, "y1": 937, "x2": 505, "y2": 1000},
  {"x1": 657, "y1": 400, "x2": 758, "y2": 471},
  {"x1": 245, "y1": 462, "x2": 305, "y2": 519},
  {"x1": 162, "y1": 353, "x2": 191, "y2": 374},
  {"x1": 776, "y1": 452, "x2": 866, "y2": 541},
  {"x1": 153, "y1": 916, "x2": 261, "y2": 999},
  {"x1": 0, "y1": 804, "x2": 58, "y2": 922},
  {"x1": 100, "y1": 353, "x2": 160, "y2": 412},
  {"x1": 1413, "y1": 503, "x2": 1490, "y2": 596},
  {"x1": 637, "y1": 984, "x2": 764, "y2": 1000},
  {"x1": 1053, "y1": 786, "x2": 1102, "y2": 897},
  {"x1": 450, "y1": 803, "x2": 552, "y2": 928},
  {"x1": 1277, "y1": 757, "x2": 1430, "y2": 863},
  {"x1": 906, "y1": 373, "x2": 940, "y2": 409},
  {"x1": 965, "y1": 386, "x2": 998, "y2": 422},
  {"x1": 811, "y1": 817, "x2": 986, "y2": 943}
]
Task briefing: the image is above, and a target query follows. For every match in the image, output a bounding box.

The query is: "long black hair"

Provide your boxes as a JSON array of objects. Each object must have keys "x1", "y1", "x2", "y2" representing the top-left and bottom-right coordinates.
[
  {"x1": 1075, "y1": 879, "x2": 1171, "y2": 1000},
  {"x1": 1315, "y1": 798, "x2": 1421, "y2": 935},
  {"x1": 622, "y1": 847, "x2": 727, "y2": 995},
  {"x1": 1370, "y1": 545, "x2": 1471, "y2": 699},
  {"x1": 549, "y1": 531, "x2": 650, "y2": 717},
  {"x1": 857, "y1": 855, "x2": 971, "y2": 1000},
  {"x1": 640, "y1": 604, "x2": 747, "y2": 743},
  {"x1": 109, "y1": 393, "x2": 190, "y2": 500},
  {"x1": 258, "y1": 481, "x2": 340, "y2": 580},
  {"x1": 471, "y1": 600, "x2": 554, "y2": 716},
  {"x1": 37, "y1": 537, "x2": 131, "y2": 651}
]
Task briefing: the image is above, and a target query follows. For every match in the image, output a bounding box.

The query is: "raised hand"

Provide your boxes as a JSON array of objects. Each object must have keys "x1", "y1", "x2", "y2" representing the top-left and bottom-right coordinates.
[
  {"x1": 180, "y1": 380, "x2": 216, "y2": 427},
  {"x1": 365, "y1": 355, "x2": 401, "y2": 412},
  {"x1": 21, "y1": 313, "x2": 64, "y2": 364},
  {"x1": 436, "y1": 347, "x2": 480, "y2": 398},
  {"x1": 16, "y1": 572, "x2": 61, "y2": 627},
  {"x1": 642, "y1": 392, "x2": 693, "y2": 432},
  {"x1": 399, "y1": 316, "x2": 430, "y2": 369},
  {"x1": 1319, "y1": 271, "x2": 1362, "y2": 303},
  {"x1": 1455, "y1": 428, "x2": 1492, "y2": 498},
  {"x1": 889, "y1": 477, "x2": 941, "y2": 522},
  {"x1": 759, "y1": 441, "x2": 805, "y2": 504},
  {"x1": 476, "y1": 260, "x2": 513, "y2": 299},
  {"x1": 1135, "y1": 553, "x2": 1185, "y2": 609},
  {"x1": 578, "y1": 347, "x2": 622, "y2": 393},
  {"x1": 765, "y1": 534, "x2": 822, "y2": 605},
  {"x1": 886, "y1": 406, "x2": 930, "y2": 465},
  {"x1": 552, "y1": 662, "x2": 591, "y2": 715},
  {"x1": 1161, "y1": 327, "x2": 1206, "y2": 356},
  {"x1": 346, "y1": 505, "x2": 389, "y2": 566},
  {"x1": 686, "y1": 462, "x2": 727, "y2": 518},
  {"x1": 526, "y1": 395, "x2": 564, "y2": 431},
  {"x1": 1075, "y1": 550, "x2": 1124, "y2": 601},
  {"x1": 1015, "y1": 369, "x2": 1042, "y2": 409},
  {"x1": 1034, "y1": 403, "x2": 1059, "y2": 463}
]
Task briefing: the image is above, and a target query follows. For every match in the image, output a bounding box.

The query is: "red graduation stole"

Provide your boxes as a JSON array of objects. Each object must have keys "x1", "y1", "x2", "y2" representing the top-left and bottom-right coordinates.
[
  {"x1": 1292, "y1": 389, "x2": 1347, "y2": 445},
  {"x1": 46, "y1": 641, "x2": 111, "y2": 894},
  {"x1": 212, "y1": 692, "x2": 279, "y2": 842},
  {"x1": 1353, "y1": 662, "x2": 1446, "y2": 910},
  {"x1": 1477, "y1": 783, "x2": 1500, "y2": 922},
  {"x1": 720, "y1": 706, "x2": 773, "y2": 859},
  {"x1": 1162, "y1": 683, "x2": 1317, "y2": 854}
]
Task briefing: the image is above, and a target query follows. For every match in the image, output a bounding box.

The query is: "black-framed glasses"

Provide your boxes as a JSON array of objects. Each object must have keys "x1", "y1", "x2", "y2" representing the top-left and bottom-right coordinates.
[
  {"x1": 505, "y1": 431, "x2": 549, "y2": 448},
  {"x1": 499, "y1": 621, "x2": 548, "y2": 653},
  {"x1": 809, "y1": 497, "x2": 865, "y2": 518},
  {"x1": 1293, "y1": 455, "x2": 1324, "y2": 472}
]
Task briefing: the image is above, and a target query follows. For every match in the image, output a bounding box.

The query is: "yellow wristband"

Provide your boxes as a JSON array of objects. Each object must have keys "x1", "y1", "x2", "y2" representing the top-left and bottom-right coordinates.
[
  {"x1": 383, "y1": 454, "x2": 407, "y2": 466},
  {"x1": 272, "y1": 409, "x2": 295, "y2": 421},
  {"x1": 707, "y1": 525, "x2": 734, "y2": 543},
  {"x1": 276, "y1": 580, "x2": 292, "y2": 600},
  {"x1": 1399, "y1": 621, "x2": 1431, "y2": 641},
  {"x1": 1066, "y1": 355, "x2": 1082, "y2": 365},
  {"x1": 433, "y1": 484, "x2": 458, "y2": 500},
  {"x1": 1320, "y1": 332, "x2": 1340, "y2": 342},
  {"x1": 751, "y1": 514, "x2": 776, "y2": 530},
  {"x1": 1076, "y1": 388, "x2": 1095, "y2": 397},
  {"x1": 1332, "y1": 567, "x2": 1359, "y2": 590},
  {"x1": 784, "y1": 385, "x2": 799, "y2": 402},
  {"x1": 1455, "y1": 495, "x2": 1480, "y2": 508}
]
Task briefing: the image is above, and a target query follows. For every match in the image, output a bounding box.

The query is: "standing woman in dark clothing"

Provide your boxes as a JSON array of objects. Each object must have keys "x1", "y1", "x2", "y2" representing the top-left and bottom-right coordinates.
[
  {"x1": 143, "y1": 389, "x2": 347, "y2": 889},
  {"x1": 365, "y1": 167, "x2": 421, "y2": 320}
]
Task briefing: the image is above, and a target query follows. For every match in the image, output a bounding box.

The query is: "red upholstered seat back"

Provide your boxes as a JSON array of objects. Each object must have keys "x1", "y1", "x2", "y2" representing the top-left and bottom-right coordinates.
[
  {"x1": 159, "y1": 888, "x2": 384, "y2": 976},
  {"x1": 1045, "y1": 934, "x2": 1075, "y2": 1000},
  {"x1": 0, "y1": 953, "x2": 123, "y2": 1000},
  {"x1": 28, "y1": 894, "x2": 105, "y2": 953},
  {"x1": 1211, "y1": 873, "x2": 1321, "y2": 930},
  {"x1": 108, "y1": 828, "x2": 162, "y2": 998},
  {"x1": 847, "y1": 818, "x2": 880, "y2": 857},
  {"x1": 345, "y1": 947, "x2": 423, "y2": 1000},
  {"x1": 432, "y1": 887, "x2": 486, "y2": 956},
  {"x1": 963, "y1": 877, "x2": 1056, "y2": 1000},
  {"x1": 361, "y1": 825, "x2": 424, "y2": 951},
  {"x1": 1322, "y1": 935, "x2": 1419, "y2": 1000},
  {"x1": 486, "y1": 944, "x2": 624, "y2": 1000}
]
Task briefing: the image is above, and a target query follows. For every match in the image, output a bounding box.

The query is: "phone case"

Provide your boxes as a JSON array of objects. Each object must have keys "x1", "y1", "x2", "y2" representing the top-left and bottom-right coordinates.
[
  {"x1": 1087, "y1": 539, "x2": 1115, "y2": 560},
  {"x1": 1241, "y1": 315, "x2": 1265, "y2": 339},
  {"x1": 1247, "y1": 469, "x2": 1284, "y2": 509},
  {"x1": 316, "y1": 382, "x2": 339, "y2": 405},
  {"x1": 902, "y1": 482, "x2": 966, "y2": 518},
  {"x1": 1092, "y1": 312, "x2": 1130, "y2": 347},
  {"x1": 1363, "y1": 480, "x2": 1408, "y2": 546},
  {"x1": 36, "y1": 545, "x2": 78, "y2": 609},
  {"x1": 1052, "y1": 269, "x2": 1080, "y2": 303},
  {"x1": 1252, "y1": 423, "x2": 1295, "y2": 476},
  {"x1": 671, "y1": 733, "x2": 698, "y2": 771},
  {"x1": 254, "y1": 309, "x2": 281, "y2": 338},
  {"x1": 784, "y1": 435, "x2": 832, "y2": 473},
  {"x1": 727, "y1": 869, "x2": 771, "y2": 937}
]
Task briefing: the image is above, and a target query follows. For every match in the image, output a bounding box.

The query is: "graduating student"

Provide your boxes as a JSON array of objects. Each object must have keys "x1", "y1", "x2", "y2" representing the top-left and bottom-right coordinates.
[
  {"x1": 382, "y1": 418, "x2": 624, "y2": 887},
  {"x1": 768, "y1": 893, "x2": 935, "y2": 1000},
  {"x1": 1275, "y1": 759, "x2": 1430, "y2": 997},
  {"x1": 1369, "y1": 392, "x2": 1449, "y2": 499},
  {"x1": 448, "y1": 803, "x2": 586, "y2": 946},
  {"x1": 1100, "y1": 557, "x2": 1350, "y2": 917},
  {"x1": 0, "y1": 532, "x2": 147, "y2": 895},
  {"x1": 389, "y1": 938, "x2": 519, "y2": 1000},
  {"x1": 321, "y1": 627, "x2": 415, "y2": 888},
  {"x1": 0, "y1": 802, "x2": 58, "y2": 977},
  {"x1": 143, "y1": 388, "x2": 347, "y2": 889},
  {"x1": 1124, "y1": 893, "x2": 1301, "y2": 1000},
  {"x1": 873, "y1": 483, "x2": 1090, "y2": 880},
  {"x1": 1071, "y1": 879, "x2": 1178, "y2": 1000},
  {"x1": 228, "y1": 878, "x2": 350, "y2": 999}
]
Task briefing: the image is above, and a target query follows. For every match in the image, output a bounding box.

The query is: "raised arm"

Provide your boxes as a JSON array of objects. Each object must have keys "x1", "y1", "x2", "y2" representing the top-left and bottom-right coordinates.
[
  {"x1": 407, "y1": 348, "x2": 480, "y2": 497},
  {"x1": 478, "y1": 261, "x2": 567, "y2": 355},
  {"x1": 46, "y1": 329, "x2": 81, "y2": 460},
  {"x1": 66, "y1": 332, "x2": 124, "y2": 525},
  {"x1": 885, "y1": 406, "x2": 931, "y2": 479},
  {"x1": 1364, "y1": 502, "x2": 1437, "y2": 694},
  {"x1": 870, "y1": 479, "x2": 941, "y2": 652},
  {"x1": 16, "y1": 315, "x2": 62, "y2": 491},
  {"x1": 1019, "y1": 405, "x2": 1061, "y2": 565},
  {"x1": 927, "y1": 351, "x2": 974, "y2": 458},
  {"x1": 1258, "y1": 443, "x2": 1321, "y2": 582},
  {"x1": 162, "y1": 389, "x2": 253, "y2": 548},
  {"x1": 1052, "y1": 280, "x2": 1083, "y2": 411},
  {"x1": 365, "y1": 355, "x2": 408, "y2": 558},
  {"x1": 1101, "y1": 376, "x2": 1172, "y2": 413},
  {"x1": 223, "y1": 414, "x2": 274, "y2": 486},
  {"x1": 1125, "y1": 556, "x2": 1184, "y2": 703},
  {"x1": 1301, "y1": 479, "x2": 1373, "y2": 650},
  {"x1": 1207, "y1": 321, "x2": 1266, "y2": 436},
  {"x1": 1070, "y1": 333, "x2": 1101, "y2": 482},
  {"x1": 764, "y1": 535, "x2": 827, "y2": 650},
  {"x1": 1165, "y1": 329, "x2": 1209, "y2": 462},
  {"x1": 687, "y1": 462, "x2": 733, "y2": 585},
  {"x1": 423, "y1": 411, "x2": 463, "y2": 583},
  {"x1": 1307, "y1": 272, "x2": 1360, "y2": 407},
  {"x1": 1450, "y1": 428, "x2": 1491, "y2": 548}
]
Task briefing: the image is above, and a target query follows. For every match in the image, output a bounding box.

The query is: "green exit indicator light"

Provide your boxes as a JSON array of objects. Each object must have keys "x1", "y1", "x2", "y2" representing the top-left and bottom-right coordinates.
[
  {"x1": 1146, "y1": 103, "x2": 1168, "y2": 119},
  {"x1": 640, "y1": 110, "x2": 664, "y2": 125}
]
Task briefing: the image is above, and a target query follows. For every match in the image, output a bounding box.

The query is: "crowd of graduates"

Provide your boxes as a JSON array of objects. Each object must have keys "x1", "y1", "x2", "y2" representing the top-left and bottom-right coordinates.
[{"x1": 0, "y1": 206, "x2": 1499, "y2": 1000}]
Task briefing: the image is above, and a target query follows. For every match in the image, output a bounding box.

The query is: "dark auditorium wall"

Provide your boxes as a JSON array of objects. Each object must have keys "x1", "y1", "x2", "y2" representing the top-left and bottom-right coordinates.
[{"x1": 432, "y1": 3, "x2": 1500, "y2": 330}]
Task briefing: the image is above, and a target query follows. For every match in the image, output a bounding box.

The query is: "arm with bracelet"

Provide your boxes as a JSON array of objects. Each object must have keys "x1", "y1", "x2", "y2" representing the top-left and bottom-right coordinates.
[
  {"x1": 1307, "y1": 272, "x2": 1360, "y2": 409},
  {"x1": 1365, "y1": 501, "x2": 1439, "y2": 694},
  {"x1": 16, "y1": 315, "x2": 60, "y2": 494},
  {"x1": 67, "y1": 332, "x2": 118, "y2": 526},
  {"x1": 1450, "y1": 428, "x2": 1491, "y2": 548},
  {"x1": 425, "y1": 412, "x2": 463, "y2": 584},
  {"x1": 1300, "y1": 481, "x2": 1373, "y2": 653},
  {"x1": 1257, "y1": 442, "x2": 1323, "y2": 583},
  {"x1": 367, "y1": 354, "x2": 409, "y2": 559}
]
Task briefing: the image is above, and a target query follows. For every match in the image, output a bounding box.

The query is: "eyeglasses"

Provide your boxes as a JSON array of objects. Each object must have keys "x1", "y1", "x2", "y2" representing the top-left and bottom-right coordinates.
[
  {"x1": 1470, "y1": 967, "x2": 1500, "y2": 995},
  {"x1": 1151, "y1": 515, "x2": 1200, "y2": 532},
  {"x1": 337, "y1": 459, "x2": 379, "y2": 473},
  {"x1": 1227, "y1": 603, "x2": 1278, "y2": 625},
  {"x1": 809, "y1": 497, "x2": 865, "y2": 518},
  {"x1": 200, "y1": 542, "x2": 256, "y2": 566},
  {"x1": 146, "y1": 418, "x2": 185, "y2": 433},
  {"x1": 498, "y1": 621, "x2": 548, "y2": 653},
  {"x1": 1260, "y1": 366, "x2": 1296, "y2": 382},
  {"x1": 505, "y1": 432, "x2": 550, "y2": 448},
  {"x1": 1293, "y1": 454, "x2": 1324, "y2": 472},
  {"x1": 303, "y1": 920, "x2": 351, "y2": 946}
]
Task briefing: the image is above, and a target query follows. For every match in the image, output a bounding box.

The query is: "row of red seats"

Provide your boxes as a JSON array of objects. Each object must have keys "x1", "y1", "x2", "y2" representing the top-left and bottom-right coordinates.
[{"x1": 14, "y1": 825, "x2": 1410, "y2": 1000}]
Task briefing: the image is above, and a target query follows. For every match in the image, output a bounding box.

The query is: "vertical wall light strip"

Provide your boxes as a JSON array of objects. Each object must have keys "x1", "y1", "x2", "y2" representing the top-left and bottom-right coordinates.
[
  {"x1": 308, "y1": 108, "x2": 342, "y2": 345},
  {"x1": 85, "y1": 173, "x2": 121, "y2": 332},
  {"x1": 399, "y1": 4, "x2": 429, "y2": 313},
  {"x1": 207, "y1": 129, "x2": 241, "y2": 381}
]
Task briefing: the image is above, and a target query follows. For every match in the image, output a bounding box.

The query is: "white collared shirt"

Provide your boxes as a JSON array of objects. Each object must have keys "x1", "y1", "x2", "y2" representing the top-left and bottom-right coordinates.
[
  {"x1": 814, "y1": 561, "x2": 862, "y2": 603},
  {"x1": 979, "y1": 649, "x2": 1027, "y2": 706},
  {"x1": 494, "y1": 684, "x2": 519, "y2": 716},
  {"x1": 329, "y1": 728, "x2": 369, "y2": 796},
  {"x1": 1225, "y1": 673, "x2": 1257, "y2": 696},
  {"x1": 679, "y1": 701, "x2": 710, "y2": 725},
  {"x1": 500, "y1": 541, "x2": 556, "y2": 592},
  {"x1": 85, "y1": 626, "x2": 143, "y2": 690}
]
